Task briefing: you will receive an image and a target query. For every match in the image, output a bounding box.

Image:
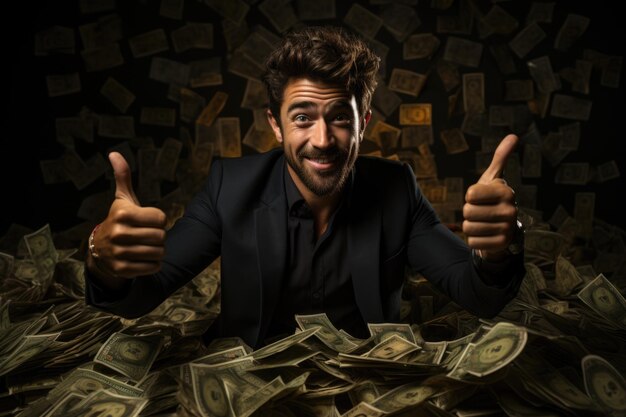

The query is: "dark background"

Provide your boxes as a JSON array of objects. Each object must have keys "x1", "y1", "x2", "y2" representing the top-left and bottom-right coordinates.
[{"x1": 4, "y1": 0, "x2": 625, "y2": 240}]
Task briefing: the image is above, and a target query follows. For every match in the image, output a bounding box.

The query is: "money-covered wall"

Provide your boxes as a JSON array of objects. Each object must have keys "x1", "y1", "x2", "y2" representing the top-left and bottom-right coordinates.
[{"x1": 4, "y1": 0, "x2": 625, "y2": 243}]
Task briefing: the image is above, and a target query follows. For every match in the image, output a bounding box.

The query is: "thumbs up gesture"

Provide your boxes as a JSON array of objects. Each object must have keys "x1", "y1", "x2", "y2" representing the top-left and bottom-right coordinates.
[
  {"x1": 87, "y1": 152, "x2": 167, "y2": 282},
  {"x1": 463, "y1": 134, "x2": 519, "y2": 261}
]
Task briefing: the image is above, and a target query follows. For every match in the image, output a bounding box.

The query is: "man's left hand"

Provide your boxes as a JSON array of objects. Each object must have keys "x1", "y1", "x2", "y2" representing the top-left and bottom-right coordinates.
[{"x1": 463, "y1": 134, "x2": 519, "y2": 262}]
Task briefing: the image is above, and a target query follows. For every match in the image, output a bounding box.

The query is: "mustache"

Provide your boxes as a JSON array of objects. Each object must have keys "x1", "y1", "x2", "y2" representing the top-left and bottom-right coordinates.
[{"x1": 298, "y1": 147, "x2": 347, "y2": 160}]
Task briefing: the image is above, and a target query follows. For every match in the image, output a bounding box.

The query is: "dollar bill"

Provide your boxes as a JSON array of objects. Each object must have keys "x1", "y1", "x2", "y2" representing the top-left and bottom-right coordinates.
[
  {"x1": 172, "y1": 23, "x2": 214, "y2": 53},
  {"x1": 23, "y1": 224, "x2": 59, "y2": 277},
  {"x1": 156, "y1": 138, "x2": 183, "y2": 181},
  {"x1": 489, "y1": 43, "x2": 516, "y2": 75},
  {"x1": 259, "y1": 0, "x2": 298, "y2": 33},
  {"x1": 581, "y1": 354, "x2": 626, "y2": 413},
  {"x1": 180, "y1": 88, "x2": 206, "y2": 123},
  {"x1": 443, "y1": 36, "x2": 483, "y2": 68},
  {"x1": 372, "y1": 382, "x2": 438, "y2": 413},
  {"x1": 388, "y1": 69, "x2": 427, "y2": 97},
  {"x1": 100, "y1": 77, "x2": 135, "y2": 113},
  {"x1": 343, "y1": 3, "x2": 382, "y2": 39},
  {"x1": 98, "y1": 115, "x2": 135, "y2": 139},
  {"x1": 509, "y1": 23, "x2": 546, "y2": 58},
  {"x1": 243, "y1": 124, "x2": 278, "y2": 153},
  {"x1": 525, "y1": 230, "x2": 566, "y2": 259},
  {"x1": 505, "y1": 80, "x2": 534, "y2": 101},
  {"x1": 596, "y1": 160, "x2": 620, "y2": 182},
  {"x1": 481, "y1": 5, "x2": 518, "y2": 35},
  {"x1": 129, "y1": 29, "x2": 169, "y2": 58},
  {"x1": 463, "y1": 73, "x2": 485, "y2": 113},
  {"x1": 82, "y1": 43, "x2": 124, "y2": 72},
  {"x1": 365, "y1": 334, "x2": 419, "y2": 360},
  {"x1": 403, "y1": 33, "x2": 440, "y2": 60},
  {"x1": 489, "y1": 105, "x2": 513, "y2": 127},
  {"x1": 577, "y1": 274, "x2": 626, "y2": 329},
  {"x1": 440, "y1": 128, "x2": 469, "y2": 154},
  {"x1": 398, "y1": 104, "x2": 431, "y2": 125},
  {"x1": 381, "y1": 3, "x2": 421, "y2": 42},
  {"x1": 343, "y1": 402, "x2": 385, "y2": 417},
  {"x1": 522, "y1": 143, "x2": 541, "y2": 178},
  {"x1": 527, "y1": 56, "x2": 558, "y2": 94},
  {"x1": 149, "y1": 57, "x2": 190, "y2": 86},
  {"x1": 160, "y1": 0, "x2": 184, "y2": 20},
  {"x1": 554, "y1": 162, "x2": 589, "y2": 185},
  {"x1": 197, "y1": 92, "x2": 228, "y2": 127},
  {"x1": 402, "y1": 126, "x2": 433, "y2": 147},
  {"x1": 94, "y1": 332, "x2": 164, "y2": 381},
  {"x1": 218, "y1": 117, "x2": 241, "y2": 158},
  {"x1": 0, "y1": 332, "x2": 60, "y2": 376},
  {"x1": 573, "y1": 192, "x2": 594, "y2": 238},
  {"x1": 449, "y1": 322, "x2": 527, "y2": 379},
  {"x1": 367, "y1": 323, "x2": 416, "y2": 345},
  {"x1": 296, "y1": 0, "x2": 336, "y2": 20},
  {"x1": 296, "y1": 313, "x2": 358, "y2": 353},
  {"x1": 372, "y1": 83, "x2": 402, "y2": 117},
  {"x1": 140, "y1": 107, "x2": 176, "y2": 127},
  {"x1": 205, "y1": 0, "x2": 249, "y2": 25},
  {"x1": 228, "y1": 52, "x2": 264, "y2": 81},
  {"x1": 79, "y1": 14, "x2": 123, "y2": 49},
  {"x1": 241, "y1": 79, "x2": 268, "y2": 110},
  {"x1": 68, "y1": 389, "x2": 148, "y2": 417},
  {"x1": 553, "y1": 255, "x2": 584, "y2": 297},
  {"x1": 56, "y1": 117, "x2": 94, "y2": 145},
  {"x1": 550, "y1": 94, "x2": 592, "y2": 121},
  {"x1": 554, "y1": 14, "x2": 590, "y2": 51},
  {"x1": 35, "y1": 25, "x2": 75, "y2": 56},
  {"x1": 436, "y1": 60, "x2": 460, "y2": 92},
  {"x1": 190, "y1": 58, "x2": 222, "y2": 87},
  {"x1": 46, "y1": 73, "x2": 81, "y2": 97},
  {"x1": 526, "y1": 2, "x2": 555, "y2": 24},
  {"x1": 369, "y1": 122, "x2": 401, "y2": 148}
]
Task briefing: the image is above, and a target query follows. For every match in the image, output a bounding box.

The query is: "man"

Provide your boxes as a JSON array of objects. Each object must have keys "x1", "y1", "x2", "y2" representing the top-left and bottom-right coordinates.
[{"x1": 85, "y1": 26, "x2": 524, "y2": 348}]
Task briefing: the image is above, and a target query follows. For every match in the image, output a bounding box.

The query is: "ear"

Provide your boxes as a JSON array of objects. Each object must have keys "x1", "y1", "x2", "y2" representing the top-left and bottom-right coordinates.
[
  {"x1": 267, "y1": 109, "x2": 283, "y2": 143},
  {"x1": 360, "y1": 109, "x2": 372, "y2": 141}
]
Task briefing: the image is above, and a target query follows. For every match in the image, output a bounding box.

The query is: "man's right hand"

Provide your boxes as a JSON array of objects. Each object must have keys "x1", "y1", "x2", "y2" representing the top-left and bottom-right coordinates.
[{"x1": 87, "y1": 152, "x2": 167, "y2": 287}]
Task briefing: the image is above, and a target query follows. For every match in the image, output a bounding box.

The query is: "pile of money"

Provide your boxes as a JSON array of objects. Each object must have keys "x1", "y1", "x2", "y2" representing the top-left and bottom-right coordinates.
[{"x1": 1, "y1": 205, "x2": 625, "y2": 416}]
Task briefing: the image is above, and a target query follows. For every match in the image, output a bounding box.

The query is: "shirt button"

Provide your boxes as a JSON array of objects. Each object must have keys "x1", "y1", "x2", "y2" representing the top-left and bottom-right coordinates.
[{"x1": 312, "y1": 292, "x2": 321, "y2": 300}]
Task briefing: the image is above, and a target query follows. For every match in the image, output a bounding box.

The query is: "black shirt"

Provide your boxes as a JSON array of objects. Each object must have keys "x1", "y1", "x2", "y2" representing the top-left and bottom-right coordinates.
[{"x1": 266, "y1": 164, "x2": 367, "y2": 342}]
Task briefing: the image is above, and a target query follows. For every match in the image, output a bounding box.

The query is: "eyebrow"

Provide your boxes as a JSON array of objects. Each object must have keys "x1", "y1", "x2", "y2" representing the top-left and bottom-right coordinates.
[{"x1": 286, "y1": 100, "x2": 353, "y2": 115}]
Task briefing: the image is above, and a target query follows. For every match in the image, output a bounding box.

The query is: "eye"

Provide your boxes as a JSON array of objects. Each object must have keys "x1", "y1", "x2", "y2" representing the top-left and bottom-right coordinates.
[
  {"x1": 294, "y1": 114, "x2": 310, "y2": 122},
  {"x1": 332, "y1": 113, "x2": 351, "y2": 124}
]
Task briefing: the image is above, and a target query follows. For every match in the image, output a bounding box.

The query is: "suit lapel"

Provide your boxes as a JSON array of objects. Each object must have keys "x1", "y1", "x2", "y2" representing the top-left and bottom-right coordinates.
[
  {"x1": 254, "y1": 156, "x2": 288, "y2": 346},
  {"x1": 348, "y1": 171, "x2": 385, "y2": 323}
]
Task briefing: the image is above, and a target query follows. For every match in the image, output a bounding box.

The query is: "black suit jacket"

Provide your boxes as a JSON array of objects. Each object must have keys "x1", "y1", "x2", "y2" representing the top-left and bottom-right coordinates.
[{"x1": 86, "y1": 149, "x2": 523, "y2": 347}]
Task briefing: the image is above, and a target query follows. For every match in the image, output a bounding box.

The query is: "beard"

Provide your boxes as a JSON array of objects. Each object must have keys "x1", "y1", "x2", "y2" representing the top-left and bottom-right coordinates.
[{"x1": 284, "y1": 145, "x2": 355, "y2": 196}]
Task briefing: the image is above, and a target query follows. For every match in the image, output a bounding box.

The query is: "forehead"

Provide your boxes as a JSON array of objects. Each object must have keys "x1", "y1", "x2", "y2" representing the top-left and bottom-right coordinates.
[{"x1": 281, "y1": 77, "x2": 354, "y2": 110}]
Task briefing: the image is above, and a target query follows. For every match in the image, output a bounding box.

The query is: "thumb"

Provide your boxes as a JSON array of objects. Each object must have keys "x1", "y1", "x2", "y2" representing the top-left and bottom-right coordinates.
[
  {"x1": 479, "y1": 134, "x2": 519, "y2": 184},
  {"x1": 109, "y1": 152, "x2": 140, "y2": 205}
]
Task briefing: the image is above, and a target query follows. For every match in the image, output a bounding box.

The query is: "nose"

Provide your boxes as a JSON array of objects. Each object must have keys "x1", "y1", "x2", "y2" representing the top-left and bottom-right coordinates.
[{"x1": 311, "y1": 118, "x2": 334, "y2": 149}]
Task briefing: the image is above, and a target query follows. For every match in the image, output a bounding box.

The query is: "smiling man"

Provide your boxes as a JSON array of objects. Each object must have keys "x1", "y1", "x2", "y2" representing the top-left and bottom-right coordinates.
[{"x1": 84, "y1": 26, "x2": 525, "y2": 348}]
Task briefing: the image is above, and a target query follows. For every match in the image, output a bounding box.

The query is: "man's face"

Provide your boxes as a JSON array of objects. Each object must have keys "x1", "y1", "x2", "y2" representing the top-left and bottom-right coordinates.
[{"x1": 268, "y1": 77, "x2": 369, "y2": 197}]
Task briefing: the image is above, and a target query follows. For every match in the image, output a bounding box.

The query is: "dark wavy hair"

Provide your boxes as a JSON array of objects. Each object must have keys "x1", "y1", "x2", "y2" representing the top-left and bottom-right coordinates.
[{"x1": 262, "y1": 26, "x2": 380, "y2": 125}]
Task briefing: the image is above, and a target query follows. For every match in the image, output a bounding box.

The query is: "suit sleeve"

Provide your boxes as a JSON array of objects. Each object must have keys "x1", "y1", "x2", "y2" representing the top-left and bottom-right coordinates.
[
  {"x1": 402, "y1": 164, "x2": 524, "y2": 318},
  {"x1": 84, "y1": 160, "x2": 224, "y2": 319}
]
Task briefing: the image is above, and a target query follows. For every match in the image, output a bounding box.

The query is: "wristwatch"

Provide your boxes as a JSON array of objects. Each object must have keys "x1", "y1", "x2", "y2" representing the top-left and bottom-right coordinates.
[{"x1": 506, "y1": 218, "x2": 525, "y2": 255}]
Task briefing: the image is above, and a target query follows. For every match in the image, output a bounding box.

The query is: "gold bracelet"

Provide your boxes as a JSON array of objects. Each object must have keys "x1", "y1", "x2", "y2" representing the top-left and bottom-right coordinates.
[{"x1": 88, "y1": 224, "x2": 101, "y2": 259}]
